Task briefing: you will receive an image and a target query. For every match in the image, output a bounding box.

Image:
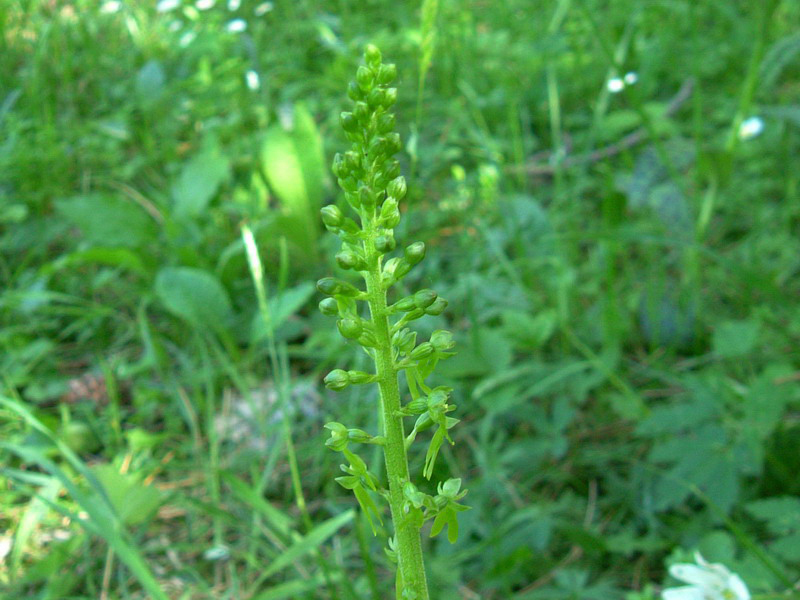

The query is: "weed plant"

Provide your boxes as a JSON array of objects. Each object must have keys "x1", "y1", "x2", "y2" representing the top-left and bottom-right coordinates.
[{"x1": 1, "y1": 1, "x2": 799, "y2": 599}]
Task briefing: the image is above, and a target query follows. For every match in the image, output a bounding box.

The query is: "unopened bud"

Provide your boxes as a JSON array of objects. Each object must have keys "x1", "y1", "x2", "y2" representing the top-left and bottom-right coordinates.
[
  {"x1": 356, "y1": 65, "x2": 374, "y2": 91},
  {"x1": 377, "y1": 63, "x2": 397, "y2": 84},
  {"x1": 413, "y1": 289, "x2": 437, "y2": 309},
  {"x1": 425, "y1": 297, "x2": 448, "y2": 315},
  {"x1": 382, "y1": 87, "x2": 398, "y2": 107},
  {"x1": 377, "y1": 113, "x2": 396, "y2": 134},
  {"x1": 410, "y1": 342, "x2": 434, "y2": 360},
  {"x1": 336, "y1": 250, "x2": 363, "y2": 270},
  {"x1": 339, "y1": 111, "x2": 357, "y2": 132},
  {"x1": 365, "y1": 44, "x2": 382, "y2": 69},
  {"x1": 404, "y1": 242, "x2": 425, "y2": 265},
  {"x1": 324, "y1": 369, "x2": 351, "y2": 391},
  {"x1": 387, "y1": 176, "x2": 407, "y2": 200},
  {"x1": 374, "y1": 233, "x2": 396, "y2": 254},
  {"x1": 379, "y1": 197, "x2": 401, "y2": 228},
  {"x1": 319, "y1": 297, "x2": 339, "y2": 316},
  {"x1": 320, "y1": 205, "x2": 344, "y2": 229},
  {"x1": 338, "y1": 318, "x2": 363, "y2": 339}
]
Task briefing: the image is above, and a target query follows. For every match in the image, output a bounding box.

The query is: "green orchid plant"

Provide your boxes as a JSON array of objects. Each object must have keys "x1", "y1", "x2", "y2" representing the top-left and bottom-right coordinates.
[{"x1": 317, "y1": 44, "x2": 468, "y2": 600}]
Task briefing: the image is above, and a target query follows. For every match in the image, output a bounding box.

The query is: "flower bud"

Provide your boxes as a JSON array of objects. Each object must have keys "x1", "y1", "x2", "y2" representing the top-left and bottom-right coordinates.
[
  {"x1": 377, "y1": 113, "x2": 396, "y2": 134},
  {"x1": 367, "y1": 87, "x2": 385, "y2": 108},
  {"x1": 332, "y1": 153, "x2": 347, "y2": 178},
  {"x1": 410, "y1": 342, "x2": 434, "y2": 360},
  {"x1": 348, "y1": 371, "x2": 375, "y2": 385},
  {"x1": 386, "y1": 133, "x2": 402, "y2": 155},
  {"x1": 325, "y1": 422, "x2": 349, "y2": 451},
  {"x1": 405, "y1": 398, "x2": 427, "y2": 414},
  {"x1": 414, "y1": 289, "x2": 437, "y2": 309},
  {"x1": 344, "y1": 151, "x2": 360, "y2": 171},
  {"x1": 339, "y1": 176, "x2": 358, "y2": 192},
  {"x1": 324, "y1": 369, "x2": 350, "y2": 391},
  {"x1": 347, "y1": 81, "x2": 363, "y2": 101},
  {"x1": 367, "y1": 136, "x2": 386, "y2": 160},
  {"x1": 425, "y1": 297, "x2": 448, "y2": 315},
  {"x1": 353, "y1": 103, "x2": 369, "y2": 124},
  {"x1": 316, "y1": 277, "x2": 360, "y2": 297},
  {"x1": 430, "y1": 330, "x2": 454, "y2": 351},
  {"x1": 404, "y1": 242, "x2": 425, "y2": 265},
  {"x1": 377, "y1": 63, "x2": 397, "y2": 84},
  {"x1": 373, "y1": 170, "x2": 390, "y2": 191},
  {"x1": 319, "y1": 297, "x2": 339, "y2": 316},
  {"x1": 385, "y1": 160, "x2": 401, "y2": 180},
  {"x1": 374, "y1": 233, "x2": 396, "y2": 254},
  {"x1": 339, "y1": 111, "x2": 358, "y2": 132},
  {"x1": 404, "y1": 308, "x2": 425, "y2": 322},
  {"x1": 382, "y1": 87, "x2": 398, "y2": 107},
  {"x1": 336, "y1": 250, "x2": 364, "y2": 270},
  {"x1": 387, "y1": 176, "x2": 407, "y2": 200},
  {"x1": 320, "y1": 205, "x2": 344, "y2": 229},
  {"x1": 392, "y1": 328, "x2": 416, "y2": 353},
  {"x1": 358, "y1": 330, "x2": 378, "y2": 348},
  {"x1": 356, "y1": 65, "x2": 374, "y2": 91},
  {"x1": 347, "y1": 428, "x2": 374, "y2": 443},
  {"x1": 365, "y1": 44, "x2": 382, "y2": 69},
  {"x1": 393, "y1": 296, "x2": 416, "y2": 312},
  {"x1": 338, "y1": 318, "x2": 363, "y2": 339},
  {"x1": 379, "y1": 197, "x2": 401, "y2": 228}
]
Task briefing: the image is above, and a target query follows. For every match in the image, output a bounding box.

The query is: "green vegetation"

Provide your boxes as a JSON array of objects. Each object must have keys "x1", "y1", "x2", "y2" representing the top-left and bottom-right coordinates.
[{"x1": 1, "y1": 0, "x2": 799, "y2": 598}]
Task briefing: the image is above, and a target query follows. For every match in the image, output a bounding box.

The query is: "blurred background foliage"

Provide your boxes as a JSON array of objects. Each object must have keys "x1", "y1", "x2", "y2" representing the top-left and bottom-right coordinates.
[{"x1": 1, "y1": 0, "x2": 799, "y2": 598}]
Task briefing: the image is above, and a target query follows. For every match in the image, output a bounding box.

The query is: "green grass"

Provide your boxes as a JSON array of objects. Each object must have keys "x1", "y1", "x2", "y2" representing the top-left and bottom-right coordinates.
[{"x1": 1, "y1": 0, "x2": 800, "y2": 598}]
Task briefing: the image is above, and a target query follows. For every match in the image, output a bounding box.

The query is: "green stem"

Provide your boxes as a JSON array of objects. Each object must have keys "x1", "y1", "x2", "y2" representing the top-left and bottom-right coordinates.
[{"x1": 364, "y1": 250, "x2": 429, "y2": 600}]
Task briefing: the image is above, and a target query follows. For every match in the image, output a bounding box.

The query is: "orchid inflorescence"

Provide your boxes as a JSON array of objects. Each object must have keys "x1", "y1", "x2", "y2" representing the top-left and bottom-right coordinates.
[{"x1": 317, "y1": 44, "x2": 467, "y2": 600}]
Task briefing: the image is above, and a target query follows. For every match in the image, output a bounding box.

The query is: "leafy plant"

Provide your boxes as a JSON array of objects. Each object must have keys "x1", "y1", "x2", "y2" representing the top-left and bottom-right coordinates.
[{"x1": 318, "y1": 45, "x2": 467, "y2": 600}]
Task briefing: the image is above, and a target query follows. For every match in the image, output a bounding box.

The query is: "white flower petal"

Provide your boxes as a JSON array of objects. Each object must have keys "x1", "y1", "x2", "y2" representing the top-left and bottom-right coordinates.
[
  {"x1": 728, "y1": 575, "x2": 750, "y2": 600},
  {"x1": 662, "y1": 586, "x2": 705, "y2": 600},
  {"x1": 607, "y1": 77, "x2": 625, "y2": 93},
  {"x1": 226, "y1": 18, "x2": 247, "y2": 32},
  {"x1": 670, "y1": 564, "x2": 721, "y2": 587}
]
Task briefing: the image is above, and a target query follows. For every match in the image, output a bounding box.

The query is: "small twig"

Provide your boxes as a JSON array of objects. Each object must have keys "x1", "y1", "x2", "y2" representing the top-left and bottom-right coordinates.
[{"x1": 510, "y1": 78, "x2": 695, "y2": 176}]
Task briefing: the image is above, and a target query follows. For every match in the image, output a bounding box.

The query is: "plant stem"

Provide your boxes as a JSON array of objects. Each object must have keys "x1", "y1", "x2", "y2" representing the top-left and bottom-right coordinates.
[{"x1": 364, "y1": 250, "x2": 429, "y2": 600}]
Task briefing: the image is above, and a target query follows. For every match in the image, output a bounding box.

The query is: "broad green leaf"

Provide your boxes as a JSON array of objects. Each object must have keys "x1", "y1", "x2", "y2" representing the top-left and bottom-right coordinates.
[
  {"x1": 136, "y1": 60, "x2": 165, "y2": 100},
  {"x1": 55, "y1": 194, "x2": 155, "y2": 248},
  {"x1": 58, "y1": 247, "x2": 148, "y2": 276},
  {"x1": 713, "y1": 319, "x2": 759, "y2": 358},
  {"x1": 172, "y1": 144, "x2": 230, "y2": 218},
  {"x1": 155, "y1": 266, "x2": 233, "y2": 327},
  {"x1": 260, "y1": 104, "x2": 324, "y2": 259},
  {"x1": 90, "y1": 464, "x2": 162, "y2": 526}
]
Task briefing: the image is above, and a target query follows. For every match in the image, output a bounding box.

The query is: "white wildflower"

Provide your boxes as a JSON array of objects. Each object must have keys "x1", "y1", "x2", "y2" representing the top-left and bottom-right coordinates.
[
  {"x1": 624, "y1": 71, "x2": 638, "y2": 85},
  {"x1": 607, "y1": 77, "x2": 625, "y2": 93},
  {"x1": 195, "y1": 0, "x2": 214, "y2": 9},
  {"x1": 254, "y1": 1, "x2": 273, "y2": 16},
  {"x1": 245, "y1": 70, "x2": 260, "y2": 90},
  {"x1": 662, "y1": 553, "x2": 750, "y2": 600},
  {"x1": 228, "y1": 0, "x2": 241, "y2": 9},
  {"x1": 156, "y1": 0, "x2": 180, "y2": 12},
  {"x1": 226, "y1": 18, "x2": 247, "y2": 32},
  {"x1": 738, "y1": 116, "x2": 764, "y2": 141},
  {"x1": 101, "y1": 1, "x2": 122, "y2": 13},
  {"x1": 179, "y1": 30, "x2": 197, "y2": 47}
]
